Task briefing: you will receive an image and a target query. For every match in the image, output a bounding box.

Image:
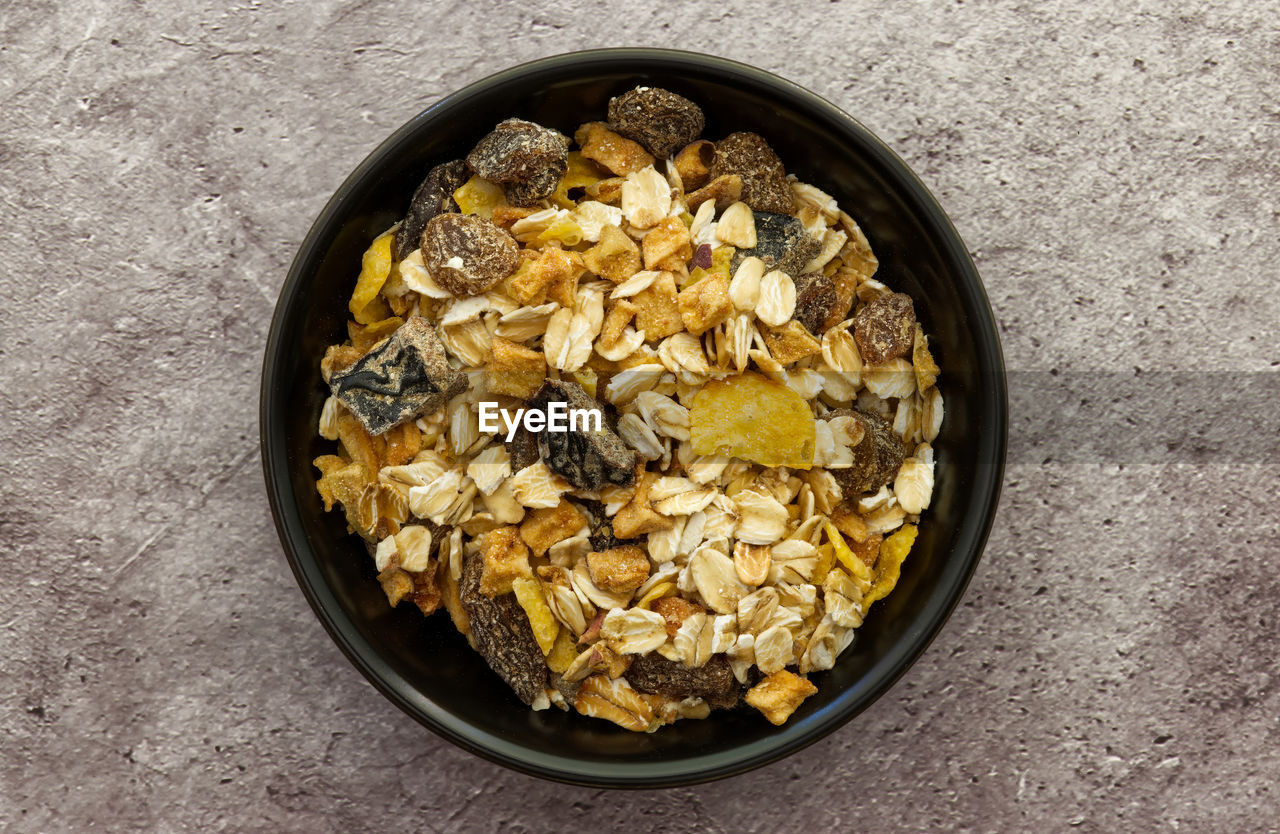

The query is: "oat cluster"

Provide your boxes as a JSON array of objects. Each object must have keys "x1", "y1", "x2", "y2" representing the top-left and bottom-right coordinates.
[{"x1": 313, "y1": 86, "x2": 944, "y2": 731}]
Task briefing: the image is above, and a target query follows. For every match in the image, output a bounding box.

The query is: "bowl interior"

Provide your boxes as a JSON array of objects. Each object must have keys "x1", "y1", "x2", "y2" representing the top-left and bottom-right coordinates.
[{"x1": 261, "y1": 50, "x2": 1005, "y2": 787}]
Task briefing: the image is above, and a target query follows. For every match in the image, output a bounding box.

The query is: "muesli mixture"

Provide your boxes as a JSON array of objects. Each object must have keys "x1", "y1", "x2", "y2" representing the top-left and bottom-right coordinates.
[{"x1": 313, "y1": 86, "x2": 943, "y2": 731}]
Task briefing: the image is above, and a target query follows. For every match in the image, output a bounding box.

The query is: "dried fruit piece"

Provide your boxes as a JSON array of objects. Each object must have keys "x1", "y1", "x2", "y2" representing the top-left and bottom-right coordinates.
[
  {"x1": 730, "y1": 211, "x2": 822, "y2": 277},
  {"x1": 518, "y1": 499, "x2": 586, "y2": 557},
  {"x1": 452, "y1": 174, "x2": 506, "y2": 219},
  {"x1": 674, "y1": 139, "x2": 716, "y2": 191},
  {"x1": 745, "y1": 670, "x2": 818, "y2": 725},
  {"x1": 551, "y1": 151, "x2": 607, "y2": 209},
  {"x1": 853, "y1": 292, "x2": 916, "y2": 365},
  {"x1": 626, "y1": 653, "x2": 739, "y2": 708},
  {"x1": 913, "y1": 324, "x2": 940, "y2": 392},
  {"x1": 689, "y1": 373, "x2": 816, "y2": 468},
  {"x1": 460, "y1": 549, "x2": 547, "y2": 706},
  {"x1": 612, "y1": 467, "x2": 676, "y2": 539},
  {"x1": 709, "y1": 132, "x2": 795, "y2": 215},
  {"x1": 479, "y1": 525, "x2": 532, "y2": 596},
  {"x1": 348, "y1": 229, "x2": 395, "y2": 325},
  {"x1": 421, "y1": 213, "x2": 519, "y2": 297},
  {"x1": 761, "y1": 320, "x2": 821, "y2": 365},
  {"x1": 547, "y1": 628, "x2": 579, "y2": 673},
  {"x1": 587, "y1": 545, "x2": 651, "y2": 594},
  {"x1": 685, "y1": 174, "x2": 743, "y2": 213},
  {"x1": 642, "y1": 216, "x2": 693, "y2": 271},
  {"x1": 511, "y1": 576, "x2": 560, "y2": 655},
  {"x1": 825, "y1": 408, "x2": 906, "y2": 495},
  {"x1": 864, "y1": 523, "x2": 917, "y2": 607},
  {"x1": 631, "y1": 271, "x2": 684, "y2": 342},
  {"x1": 466, "y1": 118, "x2": 570, "y2": 207},
  {"x1": 652, "y1": 595, "x2": 704, "y2": 638},
  {"x1": 507, "y1": 245, "x2": 585, "y2": 306},
  {"x1": 582, "y1": 223, "x2": 642, "y2": 284},
  {"x1": 574, "y1": 121, "x2": 655, "y2": 176},
  {"x1": 328, "y1": 317, "x2": 467, "y2": 436},
  {"x1": 486, "y1": 336, "x2": 546, "y2": 400},
  {"x1": 791, "y1": 272, "x2": 840, "y2": 335},
  {"x1": 607, "y1": 86, "x2": 705, "y2": 160},
  {"x1": 527, "y1": 379, "x2": 636, "y2": 491},
  {"x1": 395, "y1": 159, "x2": 469, "y2": 260},
  {"x1": 678, "y1": 271, "x2": 732, "y2": 336}
]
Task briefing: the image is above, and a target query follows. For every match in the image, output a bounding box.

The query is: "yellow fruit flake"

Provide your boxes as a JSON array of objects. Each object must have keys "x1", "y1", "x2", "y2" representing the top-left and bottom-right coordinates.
[
  {"x1": 635, "y1": 581, "x2": 677, "y2": 610},
  {"x1": 546, "y1": 628, "x2": 578, "y2": 673},
  {"x1": 348, "y1": 229, "x2": 395, "y2": 324},
  {"x1": 689, "y1": 373, "x2": 815, "y2": 468},
  {"x1": 811, "y1": 542, "x2": 836, "y2": 585},
  {"x1": 863, "y1": 523, "x2": 918, "y2": 608},
  {"x1": 551, "y1": 152, "x2": 606, "y2": 209},
  {"x1": 453, "y1": 175, "x2": 506, "y2": 219},
  {"x1": 536, "y1": 215, "x2": 584, "y2": 247},
  {"x1": 512, "y1": 576, "x2": 560, "y2": 655},
  {"x1": 824, "y1": 520, "x2": 872, "y2": 589}
]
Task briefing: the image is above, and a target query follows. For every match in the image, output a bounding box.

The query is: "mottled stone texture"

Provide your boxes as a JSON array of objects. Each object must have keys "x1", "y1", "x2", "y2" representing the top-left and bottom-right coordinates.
[{"x1": 2, "y1": 1, "x2": 1278, "y2": 832}]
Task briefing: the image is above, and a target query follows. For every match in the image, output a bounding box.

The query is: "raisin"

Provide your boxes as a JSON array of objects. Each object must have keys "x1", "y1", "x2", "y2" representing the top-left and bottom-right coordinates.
[
  {"x1": 459, "y1": 549, "x2": 547, "y2": 706},
  {"x1": 466, "y1": 118, "x2": 569, "y2": 207},
  {"x1": 853, "y1": 292, "x2": 916, "y2": 364},
  {"x1": 394, "y1": 159, "x2": 468, "y2": 261},
  {"x1": 710, "y1": 132, "x2": 795, "y2": 215},
  {"x1": 329, "y1": 316, "x2": 466, "y2": 435},
  {"x1": 420, "y1": 213, "x2": 519, "y2": 297},
  {"x1": 625, "y1": 653, "x2": 740, "y2": 709},
  {"x1": 527, "y1": 379, "x2": 635, "y2": 491},
  {"x1": 826, "y1": 408, "x2": 906, "y2": 495},
  {"x1": 730, "y1": 211, "x2": 822, "y2": 278},
  {"x1": 607, "y1": 86, "x2": 705, "y2": 160},
  {"x1": 791, "y1": 272, "x2": 839, "y2": 334}
]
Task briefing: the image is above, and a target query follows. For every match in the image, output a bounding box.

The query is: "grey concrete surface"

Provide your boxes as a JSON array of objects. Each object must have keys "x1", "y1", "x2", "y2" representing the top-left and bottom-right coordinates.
[{"x1": 2, "y1": 1, "x2": 1278, "y2": 831}]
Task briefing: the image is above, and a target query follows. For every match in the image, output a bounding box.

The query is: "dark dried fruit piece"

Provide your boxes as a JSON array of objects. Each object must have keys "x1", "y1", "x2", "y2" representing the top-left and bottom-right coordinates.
[
  {"x1": 329, "y1": 316, "x2": 466, "y2": 435},
  {"x1": 527, "y1": 379, "x2": 636, "y2": 491},
  {"x1": 853, "y1": 292, "x2": 916, "y2": 364},
  {"x1": 826, "y1": 408, "x2": 906, "y2": 495},
  {"x1": 587, "y1": 516, "x2": 639, "y2": 551},
  {"x1": 791, "y1": 272, "x2": 839, "y2": 334},
  {"x1": 709, "y1": 132, "x2": 796, "y2": 214},
  {"x1": 466, "y1": 118, "x2": 569, "y2": 207},
  {"x1": 421, "y1": 213, "x2": 519, "y2": 297},
  {"x1": 505, "y1": 423, "x2": 540, "y2": 472},
  {"x1": 459, "y1": 549, "x2": 547, "y2": 706},
  {"x1": 626, "y1": 653, "x2": 740, "y2": 709},
  {"x1": 607, "y1": 86, "x2": 706, "y2": 160},
  {"x1": 730, "y1": 211, "x2": 822, "y2": 277},
  {"x1": 394, "y1": 159, "x2": 468, "y2": 260}
]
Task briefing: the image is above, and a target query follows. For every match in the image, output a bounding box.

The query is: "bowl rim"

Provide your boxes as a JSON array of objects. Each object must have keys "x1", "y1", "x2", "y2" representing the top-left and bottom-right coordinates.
[{"x1": 260, "y1": 46, "x2": 1007, "y2": 788}]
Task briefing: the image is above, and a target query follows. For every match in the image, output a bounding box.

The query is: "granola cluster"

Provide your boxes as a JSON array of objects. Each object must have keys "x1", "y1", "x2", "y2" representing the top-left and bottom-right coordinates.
[{"x1": 313, "y1": 86, "x2": 943, "y2": 731}]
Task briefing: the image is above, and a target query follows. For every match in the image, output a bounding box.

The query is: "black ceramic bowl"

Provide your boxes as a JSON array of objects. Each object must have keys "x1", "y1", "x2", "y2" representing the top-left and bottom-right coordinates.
[{"x1": 261, "y1": 48, "x2": 1006, "y2": 788}]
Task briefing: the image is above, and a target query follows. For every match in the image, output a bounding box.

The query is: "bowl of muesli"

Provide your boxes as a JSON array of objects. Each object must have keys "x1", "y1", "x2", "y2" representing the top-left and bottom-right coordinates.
[{"x1": 261, "y1": 48, "x2": 1006, "y2": 787}]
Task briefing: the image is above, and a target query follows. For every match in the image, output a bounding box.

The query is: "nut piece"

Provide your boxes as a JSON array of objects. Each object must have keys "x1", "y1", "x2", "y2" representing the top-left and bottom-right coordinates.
[
  {"x1": 631, "y1": 271, "x2": 684, "y2": 342},
  {"x1": 626, "y1": 653, "x2": 739, "y2": 709},
  {"x1": 528, "y1": 379, "x2": 636, "y2": 491},
  {"x1": 573, "y1": 674, "x2": 655, "y2": 732},
  {"x1": 395, "y1": 159, "x2": 469, "y2": 260},
  {"x1": 745, "y1": 670, "x2": 819, "y2": 725},
  {"x1": 519, "y1": 499, "x2": 587, "y2": 557},
  {"x1": 421, "y1": 213, "x2": 519, "y2": 297},
  {"x1": 460, "y1": 549, "x2": 547, "y2": 706},
  {"x1": 587, "y1": 545, "x2": 651, "y2": 593},
  {"x1": 574, "y1": 121, "x2": 655, "y2": 176},
  {"x1": 607, "y1": 86, "x2": 706, "y2": 160},
  {"x1": 486, "y1": 336, "x2": 546, "y2": 399},
  {"x1": 678, "y1": 271, "x2": 733, "y2": 337},
  {"x1": 652, "y1": 595, "x2": 705, "y2": 638},
  {"x1": 674, "y1": 140, "x2": 716, "y2": 191},
  {"x1": 466, "y1": 118, "x2": 570, "y2": 207},
  {"x1": 642, "y1": 216, "x2": 693, "y2": 271},
  {"x1": 710, "y1": 132, "x2": 795, "y2": 215},
  {"x1": 328, "y1": 317, "x2": 467, "y2": 436},
  {"x1": 826, "y1": 409, "x2": 906, "y2": 496},
  {"x1": 479, "y1": 525, "x2": 532, "y2": 596},
  {"x1": 583, "y1": 224, "x2": 643, "y2": 284},
  {"x1": 853, "y1": 292, "x2": 916, "y2": 365}
]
